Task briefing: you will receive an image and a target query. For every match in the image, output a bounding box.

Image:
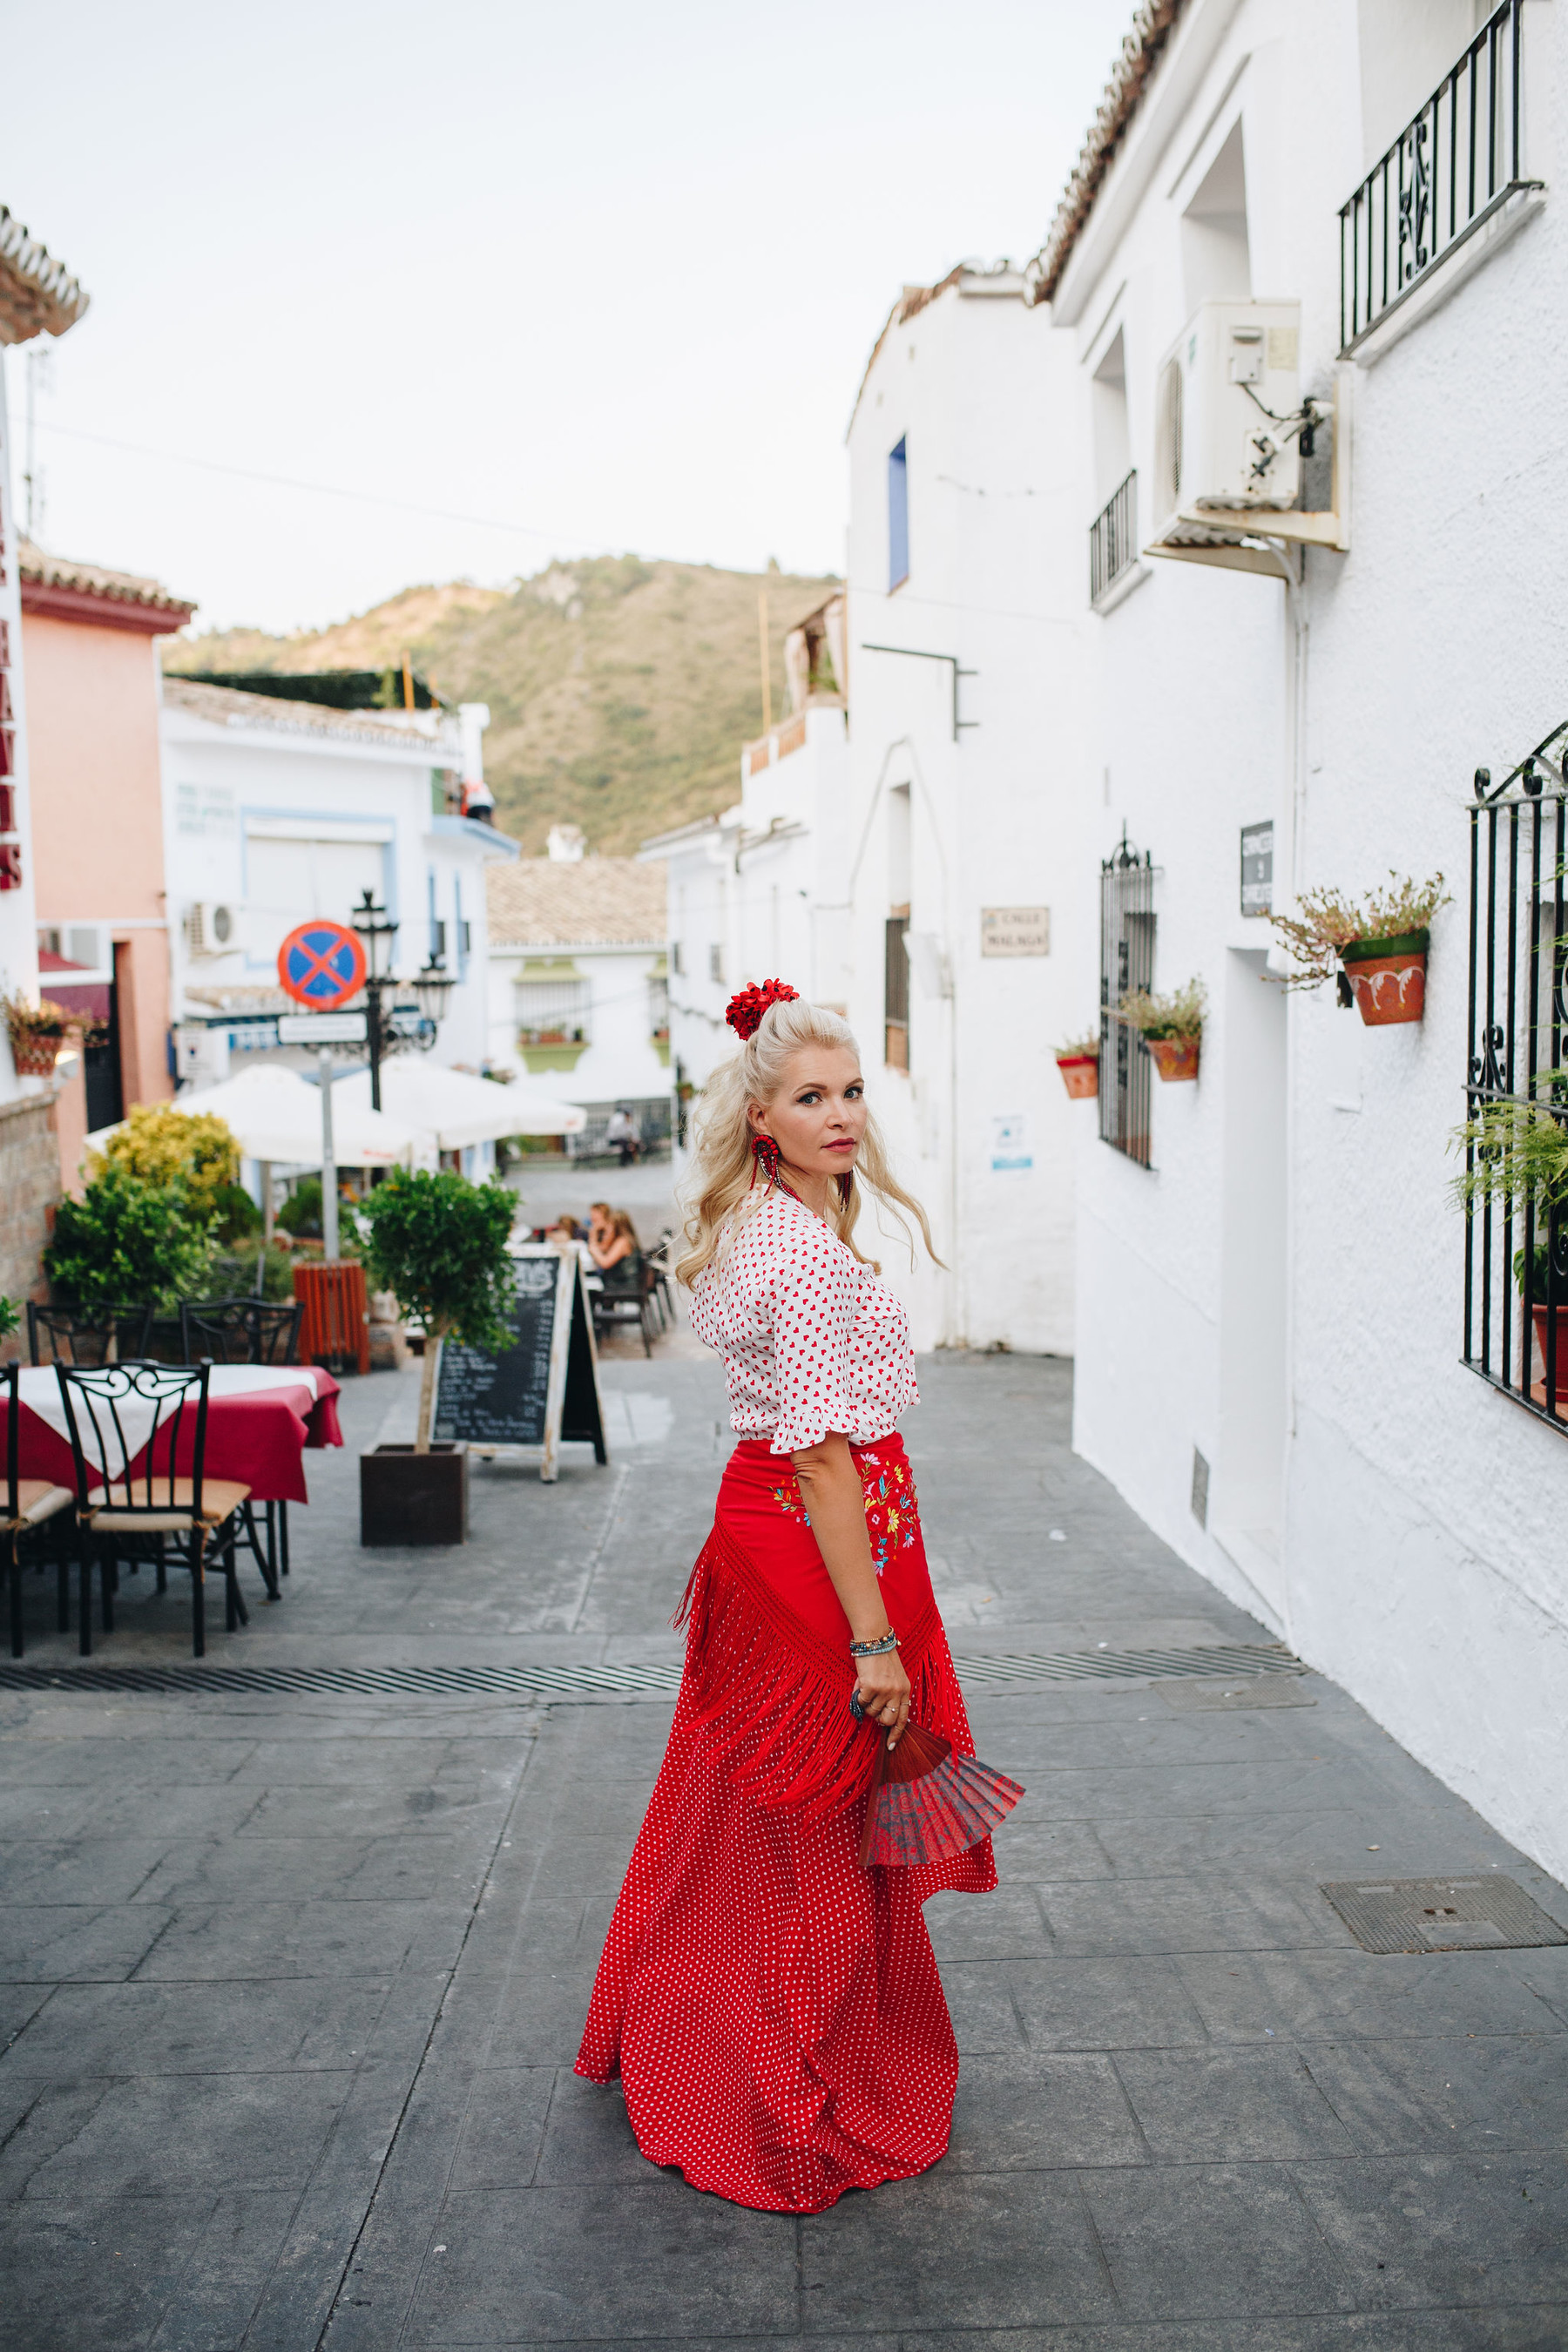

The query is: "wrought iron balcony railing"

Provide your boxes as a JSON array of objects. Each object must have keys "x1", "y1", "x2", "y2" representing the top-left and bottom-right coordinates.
[
  {"x1": 1341, "y1": 0, "x2": 1537, "y2": 353},
  {"x1": 1090, "y1": 470, "x2": 1138, "y2": 606},
  {"x1": 1463, "y1": 742, "x2": 1568, "y2": 1436}
]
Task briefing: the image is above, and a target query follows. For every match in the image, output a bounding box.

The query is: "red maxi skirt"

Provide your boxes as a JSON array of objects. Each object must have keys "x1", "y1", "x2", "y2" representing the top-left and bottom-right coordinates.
[{"x1": 575, "y1": 1431, "x2": 996, "y2": 2212}]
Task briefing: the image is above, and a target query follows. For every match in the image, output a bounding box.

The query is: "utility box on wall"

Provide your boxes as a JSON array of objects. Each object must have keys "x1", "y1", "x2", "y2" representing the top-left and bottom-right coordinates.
[{"x1": 1152, "y1": 301, "x2": 1302, "y2": 539}]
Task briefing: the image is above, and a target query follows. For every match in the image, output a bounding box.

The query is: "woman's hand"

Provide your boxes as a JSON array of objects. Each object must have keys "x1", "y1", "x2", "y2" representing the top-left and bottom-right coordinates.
[{"x1": 854, "y1": 1645, "x2": 911, "y2": 1747}]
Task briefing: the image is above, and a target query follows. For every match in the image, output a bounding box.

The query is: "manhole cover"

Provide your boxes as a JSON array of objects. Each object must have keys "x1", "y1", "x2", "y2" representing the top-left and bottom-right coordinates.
[{"x1": 1321, "y1": 1875, "x2": 1568, "y2": 1955}]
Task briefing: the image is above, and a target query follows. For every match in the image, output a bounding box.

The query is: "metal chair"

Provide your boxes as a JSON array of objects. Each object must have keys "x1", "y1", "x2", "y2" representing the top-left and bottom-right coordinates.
[
  {"x1": 649, "y1": 1230, "x2": 677, "y2": 1332},
  {"x1": 180, "y1": 1299, "x2": 304, "y2": 1591},
  {"x1": 27, "y1": 1302, "x2": 153, "y2": 1367},
  {"x1": 590, "y1": 1253, "x2": 656, "y2": 1358},
  {"x1": 53, "y1": 1362, "x2": 252, "y2": 1658},
  {"x1": 3, "y1": 1362, "x2": 75, "y2": 1657}
]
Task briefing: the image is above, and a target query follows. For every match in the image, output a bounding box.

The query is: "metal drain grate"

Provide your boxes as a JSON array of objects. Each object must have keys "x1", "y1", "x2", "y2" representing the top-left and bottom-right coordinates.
[
  {"x1": 1321, "y1": 1875, "x2": 1568, "y2": 1955},
  {"x1": 0, "y1": 1640, "x2": 1301, "y2": 1704}
]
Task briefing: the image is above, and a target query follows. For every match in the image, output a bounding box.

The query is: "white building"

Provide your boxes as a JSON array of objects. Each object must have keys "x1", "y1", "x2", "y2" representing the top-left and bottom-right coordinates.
[
  {"x1": 485, "y1": 841, "x2": 671, "y2": 1151},
  {"x1": 842, "y1": 267, "x2": 1085, "y2": 1355},
  {"x1": 1041, "y1": 0, "x2": 1568, "y2": 1882},
  {"x1": 161, "y1": 677, "x2": 513, "y2": 1103},
  {"x1": 645, "y1": 592, "x2": 851, "y2": 1147}
]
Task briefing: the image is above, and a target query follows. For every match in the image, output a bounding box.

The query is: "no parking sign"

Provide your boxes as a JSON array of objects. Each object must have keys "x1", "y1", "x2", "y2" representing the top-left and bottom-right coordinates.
[{"x1": 277, "y1": 920, "x2": 367, "y2": 1011}]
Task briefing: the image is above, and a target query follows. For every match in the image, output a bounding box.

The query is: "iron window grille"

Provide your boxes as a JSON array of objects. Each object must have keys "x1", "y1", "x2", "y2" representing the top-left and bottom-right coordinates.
[
  {"x1": 1100, "y1": 834, "x2": 1156, "y2": 1167},
  {"x1": 1463, "y1": 743, "x2": 1568, "y2": 1435},
  {"x1": 1091, "y1": 470, "x2": 1138, "y2": 606},
  {"x1": 1340, "y1": 0, "x2": 1536, "y2": 353},
  {"x1": 885, "y1": 909, "x2": 910, "y2": 1071}
]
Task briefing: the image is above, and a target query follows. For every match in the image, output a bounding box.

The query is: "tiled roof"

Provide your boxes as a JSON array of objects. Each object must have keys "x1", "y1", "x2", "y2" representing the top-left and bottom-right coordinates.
[
  {"x1": 848, "y1": 262, "x2": 1024, "y2": 432},
  {"x1": 487, "y1": 858, "x2": 667, "y2": 949},
  {"x1": 20, "y1": 538, "x2": 195, "y2": 625},
  {"x1": 163, "y1": 674, "x2": 458, "y2": 757},
  {"x1": 0, "y1": 206, "x2": 88, "y2": 344},
  {"x1": 1024, "y1": 0, "x2": 1187, "y2": 307}
]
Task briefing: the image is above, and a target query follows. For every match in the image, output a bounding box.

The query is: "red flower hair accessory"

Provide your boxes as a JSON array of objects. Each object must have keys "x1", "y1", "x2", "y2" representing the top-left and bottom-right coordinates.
[{"x1": 725, "y1": 978, "x2": 800, "y2": 1041}]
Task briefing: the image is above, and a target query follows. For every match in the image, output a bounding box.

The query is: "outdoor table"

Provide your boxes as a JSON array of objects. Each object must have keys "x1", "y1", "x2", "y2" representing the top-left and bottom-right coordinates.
[{"x1": 0, "y1": 1363, "x2": 343, "y2": 1504}]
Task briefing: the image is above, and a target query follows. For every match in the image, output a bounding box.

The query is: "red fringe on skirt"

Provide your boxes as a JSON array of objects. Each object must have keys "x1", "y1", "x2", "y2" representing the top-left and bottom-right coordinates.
[{"x1": 575, "y1": 1482, "x2": 995, "y2": 2213}]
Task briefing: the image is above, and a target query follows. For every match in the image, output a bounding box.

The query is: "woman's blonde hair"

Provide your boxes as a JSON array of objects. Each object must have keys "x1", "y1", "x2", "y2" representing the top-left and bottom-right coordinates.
[{"x1": 675, "y1": 996, "x2": 941, "y2": 1287}]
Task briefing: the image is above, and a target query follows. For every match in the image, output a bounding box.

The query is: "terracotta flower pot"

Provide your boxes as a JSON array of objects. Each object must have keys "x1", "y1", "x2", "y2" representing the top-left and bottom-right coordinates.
[
  {"x1": 1529, "y1": 1301, "x2": 1568, "y2": 1413},
  {"x1": 9, "y1": 1033, "x2": 64, "y2": 1077},
  {"x1": 1146, "y1": 1033, "x2": 1200, "y2": 1082},
  {"x1": 1342, "y1": 929, "x2": 1428, "y2": 1027},
  {"x1": 1056, "y1": 1053, "x2": 1099, "y2": 1100}
]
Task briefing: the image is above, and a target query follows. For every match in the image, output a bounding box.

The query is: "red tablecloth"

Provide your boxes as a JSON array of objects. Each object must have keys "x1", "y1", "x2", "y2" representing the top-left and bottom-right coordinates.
[{"x1": 0, "y1": 1370, "x2": 342, "y2": 1505}]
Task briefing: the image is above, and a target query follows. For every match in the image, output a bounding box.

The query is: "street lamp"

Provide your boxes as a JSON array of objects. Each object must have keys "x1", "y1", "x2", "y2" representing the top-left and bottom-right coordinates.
[
  {"x1": 351, "y1": 889, "x2": 401, "y2": 1111},
  {"x1": 411, "y1": 955, "x2": 456, "y2": 1024}
]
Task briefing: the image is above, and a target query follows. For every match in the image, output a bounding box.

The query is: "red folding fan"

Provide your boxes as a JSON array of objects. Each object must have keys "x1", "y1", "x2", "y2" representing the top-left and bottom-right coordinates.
[{"x1": 851, "y1": 1700, "x2": 1024, "y2": 1869}]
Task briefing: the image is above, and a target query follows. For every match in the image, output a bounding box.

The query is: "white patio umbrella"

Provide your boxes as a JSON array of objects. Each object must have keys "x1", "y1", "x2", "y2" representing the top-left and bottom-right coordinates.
[
  {"x1": 333, "y1": 1062, "x2": 586, "y2": 1152},
  {"x1": 87, "y1": 1063, "x2": 416, "y2": 1169}
]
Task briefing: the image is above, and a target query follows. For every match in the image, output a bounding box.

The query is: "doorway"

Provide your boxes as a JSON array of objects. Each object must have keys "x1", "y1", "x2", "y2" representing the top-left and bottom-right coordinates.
[
  {"x1": 1214, "y1": 948, "x2": 1288, "y2": 1621},
  {"x1": 82, "y1": 980, "x2": 123, "y2": 1132}
]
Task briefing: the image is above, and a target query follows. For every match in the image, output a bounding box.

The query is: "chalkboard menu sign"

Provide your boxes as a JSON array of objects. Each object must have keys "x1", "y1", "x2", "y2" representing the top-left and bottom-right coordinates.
[{"x1": 432, "y1": 1247, "x2": 606, "y2": 1481}]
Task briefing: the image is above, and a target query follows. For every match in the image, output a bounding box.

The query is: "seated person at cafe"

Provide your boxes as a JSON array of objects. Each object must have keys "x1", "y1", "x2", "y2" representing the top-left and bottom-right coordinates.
[{"x1": 588, "y1": 1206, "x2": 637, "y2": 1273}]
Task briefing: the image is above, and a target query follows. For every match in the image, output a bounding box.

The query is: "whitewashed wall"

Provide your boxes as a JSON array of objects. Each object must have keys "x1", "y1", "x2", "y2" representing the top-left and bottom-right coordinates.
[
  {"x1": 844, "y1": 269, "x2": 1086, "y2": 1355},
  {"x1": 160, "y1": 693, "x2": 504, "y2": 1083},
  {"x1": 1057, "y1": 0, "x2": 1568, "y2": 1879}
]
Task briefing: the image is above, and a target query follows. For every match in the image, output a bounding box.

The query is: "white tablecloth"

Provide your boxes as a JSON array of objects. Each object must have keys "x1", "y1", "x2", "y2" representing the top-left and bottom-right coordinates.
[{"x1": 15, "y1": 1362, "x2": 325, "y2": 1478}]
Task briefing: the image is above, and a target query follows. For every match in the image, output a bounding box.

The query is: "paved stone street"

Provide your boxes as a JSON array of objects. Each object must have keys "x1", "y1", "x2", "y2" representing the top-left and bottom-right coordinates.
[{"x1": 3, "y1": 1354, "x2": 1567, "y2": 2349}]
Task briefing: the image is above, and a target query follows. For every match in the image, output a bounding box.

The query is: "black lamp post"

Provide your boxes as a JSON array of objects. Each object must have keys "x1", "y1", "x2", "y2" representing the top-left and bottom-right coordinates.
[{"x1": 350, "y1": 889, "x2": 401, "y2": 1112}]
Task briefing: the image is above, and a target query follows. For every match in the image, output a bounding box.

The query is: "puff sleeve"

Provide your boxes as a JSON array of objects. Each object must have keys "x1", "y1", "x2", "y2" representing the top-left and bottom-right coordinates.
[{"x1": 767, "y1": 1215, "x2": 861, "y2": 1454}]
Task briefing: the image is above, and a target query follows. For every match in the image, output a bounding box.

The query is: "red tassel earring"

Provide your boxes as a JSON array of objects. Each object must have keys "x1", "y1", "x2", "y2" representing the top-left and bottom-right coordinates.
[{"x1": 751, "y1": 1132, "x2": 782, "y2": 1187}]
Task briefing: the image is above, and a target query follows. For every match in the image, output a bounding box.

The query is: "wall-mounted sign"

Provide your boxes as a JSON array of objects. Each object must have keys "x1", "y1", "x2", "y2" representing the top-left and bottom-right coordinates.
[
  {"x1": 1240, "y1": 821, "x2": 1274, "y2": 917},
  {"x1": 277, "y1": 1011, "x2": 368, "y2": 1045},
  {"x1": 981, "y1": 906, "x2": 1051, "y2": 956},
  {"x1": 277, "y1": 920, "x2": 367, "y2": 1010},
  {"x1": 990, "y1": 1113, "x2": 1033, "y2": 1173}
]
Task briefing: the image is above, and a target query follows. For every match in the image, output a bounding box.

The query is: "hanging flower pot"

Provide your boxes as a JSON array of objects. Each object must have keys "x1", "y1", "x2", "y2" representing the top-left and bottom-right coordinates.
[
  {"x1": 1146, "y1": 1033, "x2": 1201, "y2": 1082},
  {"x1": 1341, "y1": 929, "x2": 1429, "y2": 1027},
  {"x1": 10, "y1": 1030, "x2": 64, "y2": 1076},
  {"x1": 1055, "y1": 1050, "x2": 1099, "y2": 1100}
]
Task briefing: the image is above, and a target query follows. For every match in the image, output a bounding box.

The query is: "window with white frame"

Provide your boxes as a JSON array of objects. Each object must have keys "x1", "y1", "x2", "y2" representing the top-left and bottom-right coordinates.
[{"x1": 515, "y1": 976, "x2": 590, "y2": 1044}]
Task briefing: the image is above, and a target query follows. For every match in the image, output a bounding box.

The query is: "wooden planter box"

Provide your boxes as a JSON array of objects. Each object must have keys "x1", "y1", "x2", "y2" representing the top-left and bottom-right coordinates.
[
  {"x1": 294, "y1": 1259, "x2": 370, "y2": 1374},
  {"x1": 360, "y1": 1443, "x2": 469, "y2": 1545}
]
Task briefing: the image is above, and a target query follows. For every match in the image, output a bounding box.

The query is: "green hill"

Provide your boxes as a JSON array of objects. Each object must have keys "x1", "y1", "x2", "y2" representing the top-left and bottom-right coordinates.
[{"x1": 166, "y1": 556, "x2": 840, "y2": 855}]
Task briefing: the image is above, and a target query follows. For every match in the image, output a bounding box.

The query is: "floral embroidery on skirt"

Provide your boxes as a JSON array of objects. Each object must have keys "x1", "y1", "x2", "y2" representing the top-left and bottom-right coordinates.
[{"x1": 769, "y1": 1445, "x2": 921, "y2": 1575}]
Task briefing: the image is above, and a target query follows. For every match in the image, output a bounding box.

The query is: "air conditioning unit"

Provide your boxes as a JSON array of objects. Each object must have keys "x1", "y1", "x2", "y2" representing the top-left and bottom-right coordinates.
[
  {"x1": 1151, "y1": 300, "x2": 1302, "y2": 543},
  {"x1": 186, "y1": 902, "x2": 240, "y2": 958}
]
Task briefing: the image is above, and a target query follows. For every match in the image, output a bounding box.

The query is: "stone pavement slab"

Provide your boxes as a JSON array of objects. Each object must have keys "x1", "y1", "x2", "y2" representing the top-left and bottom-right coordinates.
[{"x1": 3, "y1": 1353, "x2": 1567, "y2": 2349}]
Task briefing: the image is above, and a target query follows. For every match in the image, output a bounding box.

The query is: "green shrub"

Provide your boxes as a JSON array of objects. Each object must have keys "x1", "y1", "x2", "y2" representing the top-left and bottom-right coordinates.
[
  {"x1": 360, "y1": 1171, "x2": 517, "y2": 1450},
  {"x1": 45, "y1": 1167, "x2": 213, "y2": 1313},
  {"x1": 277, "y1": 1178, "x2": 323, "y2": 1238}
]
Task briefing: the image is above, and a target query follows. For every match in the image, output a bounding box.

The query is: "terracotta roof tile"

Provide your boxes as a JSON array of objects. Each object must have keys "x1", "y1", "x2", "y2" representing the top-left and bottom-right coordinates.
[
  {"x1": 486, "y1": 858, "x2": 667, "y2": 949},
  {"x1": 1024, "y1": 0, "x2": 1188, "y2": 307},
  {"x1": 20, "y1": 537, "x2": 195, "y2": 622},
  {"x1": 0, "y1": 207, "x2": 88, "y2": 344}
]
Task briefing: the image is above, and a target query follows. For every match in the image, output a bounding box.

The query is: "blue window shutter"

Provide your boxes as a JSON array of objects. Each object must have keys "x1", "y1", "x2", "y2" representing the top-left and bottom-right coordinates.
[{"x1": 889, "y1": 438, "x2": 909, "y2": 589}]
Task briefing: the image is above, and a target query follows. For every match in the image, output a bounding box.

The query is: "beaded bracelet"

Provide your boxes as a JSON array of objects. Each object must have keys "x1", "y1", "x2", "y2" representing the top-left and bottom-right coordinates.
[{"x1": 848, "y1": 1629, "x2": 899, "y2": 1658}]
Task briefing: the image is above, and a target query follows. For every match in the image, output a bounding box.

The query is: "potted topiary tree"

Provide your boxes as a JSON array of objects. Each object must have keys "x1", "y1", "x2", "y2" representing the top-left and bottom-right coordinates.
[
  {"x1": 1054, "y1": 1028, "x2": 1100, "y2": 1100},
  {"x1": 357, "y1": 1169, "x2": 517, "y2": 1544},
  {"x1": 1270, "y1": 871, "x2": 1449, "y2": 1025},
  {"x1": 1119, "y1": 979, "x2": 1206, "y2": 1081}
]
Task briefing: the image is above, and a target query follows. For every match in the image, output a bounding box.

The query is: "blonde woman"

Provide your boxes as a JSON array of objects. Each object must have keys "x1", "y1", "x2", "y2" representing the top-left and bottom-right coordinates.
[{"x1": 577, "y1": 980, "x2": 1005, "y2": 2213}]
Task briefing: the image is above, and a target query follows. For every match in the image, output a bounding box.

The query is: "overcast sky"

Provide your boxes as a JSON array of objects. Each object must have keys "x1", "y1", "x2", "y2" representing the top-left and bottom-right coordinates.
[{"x1": 4, "y1": 0, "x2": 1132, "y2": 636}]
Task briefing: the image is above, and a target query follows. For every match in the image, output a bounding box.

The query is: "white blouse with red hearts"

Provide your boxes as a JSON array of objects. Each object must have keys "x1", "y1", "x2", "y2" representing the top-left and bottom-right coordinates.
[{"x1": 690, "y1": 1186, "x2": 918, "y2": 1455}]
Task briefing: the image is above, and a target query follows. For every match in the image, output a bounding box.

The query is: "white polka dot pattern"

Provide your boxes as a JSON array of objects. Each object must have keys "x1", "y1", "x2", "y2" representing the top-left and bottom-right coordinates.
[{"x1": 690, "y1": 1189, "x2": 918, "y2": 1454}]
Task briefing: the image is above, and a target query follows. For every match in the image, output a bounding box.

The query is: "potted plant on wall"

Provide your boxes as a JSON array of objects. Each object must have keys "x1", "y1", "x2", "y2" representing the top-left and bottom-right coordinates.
[
  {"x1": 3, "y1": 992, "x2": 74, "y2": 1078},
  {"x1": 1119, "y1": 979, "x2": 1206, "y2": 1081},
  {"x1": 1270, "y1": 871, "x2": 1448, "y2": 1025},
  {"x1": 1451, "y1": 1095, "x2": 1568, "y2": 1408},
  {"x1": 1054, "y1": 1028, "x2": 1101, "y2": 1100},
  {"x1": 358, "y1": 1169, "x2": 517, "y2": 1545}
]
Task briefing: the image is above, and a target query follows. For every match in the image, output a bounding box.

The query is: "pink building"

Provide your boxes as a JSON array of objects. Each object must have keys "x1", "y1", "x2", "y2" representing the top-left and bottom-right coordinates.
[{"x1": 21, "y1": 542, "x2": 195, "y2": 1186}]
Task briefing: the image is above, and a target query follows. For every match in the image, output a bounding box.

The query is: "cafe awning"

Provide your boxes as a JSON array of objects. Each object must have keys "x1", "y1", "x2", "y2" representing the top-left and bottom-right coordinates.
[
  {"x1": 89, "y1": 1064, "x2": 417, "y2": 1169},
  {"x1": 333, "y1": 1063, "x2": 586, "y2": 1151}
]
